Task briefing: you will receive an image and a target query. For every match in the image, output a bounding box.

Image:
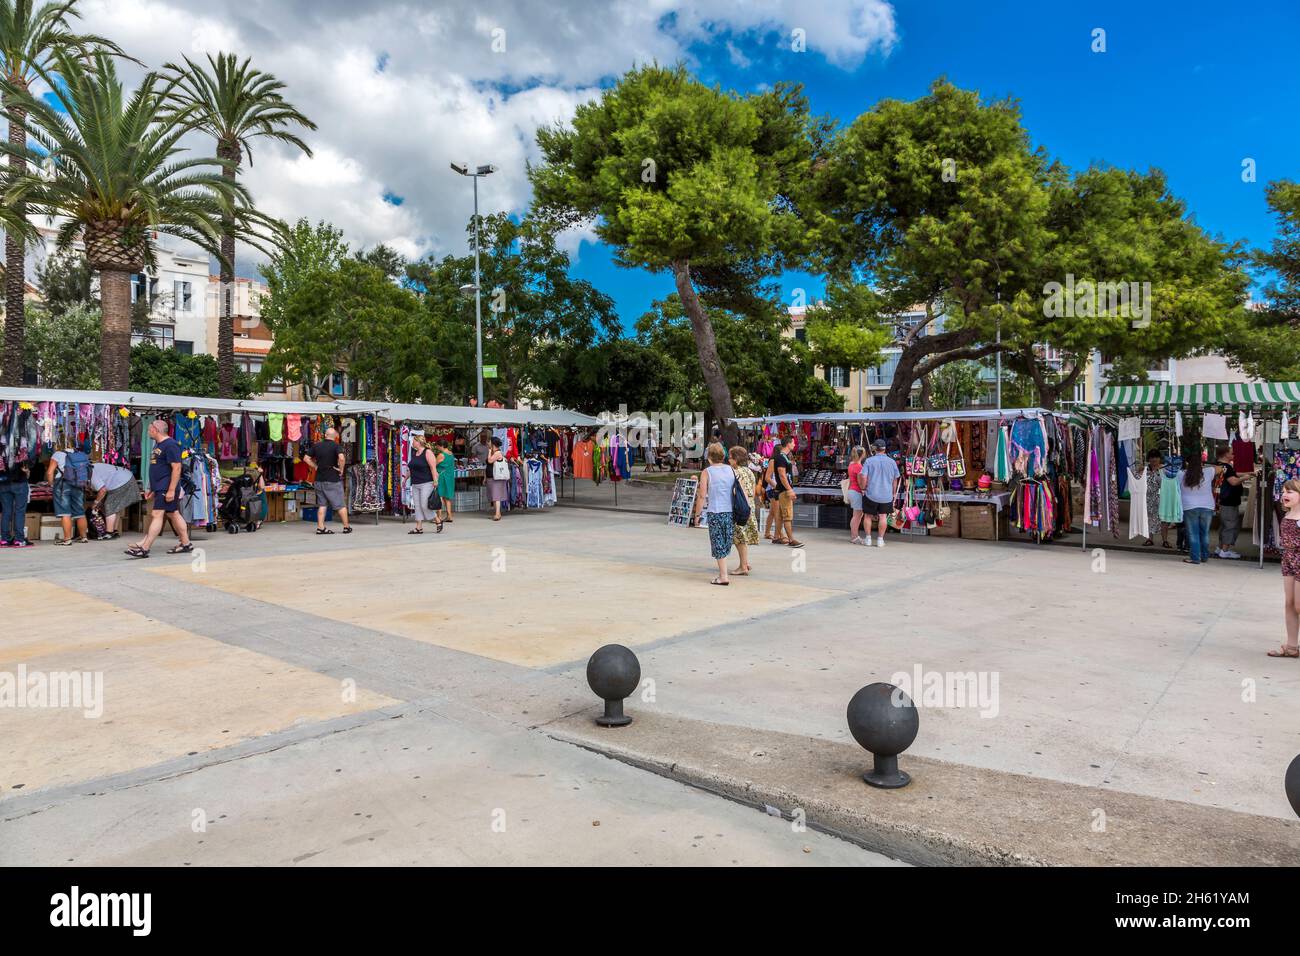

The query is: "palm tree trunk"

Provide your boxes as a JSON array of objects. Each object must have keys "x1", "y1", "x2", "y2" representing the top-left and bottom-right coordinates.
[
  {"x1": 100, "y1": 269, "x2": 133, "y2": 389},
  {"x1": 217, "y1": 156, "x2": 238, "y2": 398},
  {"x1": 3, "y1": 98, "x2": 27, "y2": 385},
  {"x1": 671, "y1": 259, "x2": 737, "y2": 445}
]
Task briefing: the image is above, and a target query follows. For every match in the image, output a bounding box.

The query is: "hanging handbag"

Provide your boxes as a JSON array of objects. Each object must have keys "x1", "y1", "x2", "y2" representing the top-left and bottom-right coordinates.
[
  {"x1": 946, "y1": 432, "x2": 966, "y2": 479},
  {"x1": 926, "y1": 427, "x2": 947, "y2": 477},
  {"x1": 906, "y1": 426, "x2": 927, "y2": 477}
]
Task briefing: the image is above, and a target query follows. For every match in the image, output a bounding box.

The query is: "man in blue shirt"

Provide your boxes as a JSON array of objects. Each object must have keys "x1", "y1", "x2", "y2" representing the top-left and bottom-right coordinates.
[
  {"x1": 860, "y1": 439, "x2": 901, "y2": 548},
  {"x1": 126, "y1": 419, "x2": 192, "y2": 559}
]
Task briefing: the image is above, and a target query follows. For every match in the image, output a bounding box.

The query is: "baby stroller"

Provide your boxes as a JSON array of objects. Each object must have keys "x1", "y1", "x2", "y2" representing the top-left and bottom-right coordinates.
[{"x1": 219, "y1": 473, "x2": 262, "y2": 533}]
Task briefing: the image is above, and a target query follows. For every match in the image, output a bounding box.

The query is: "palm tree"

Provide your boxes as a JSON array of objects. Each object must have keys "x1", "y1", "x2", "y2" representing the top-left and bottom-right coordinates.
[
  {"x1": 163, "y1": 53, "x2": 316, "y2": 397},
  {"x1": 0, "y1": 0, "x2": 119, "y2": 385},
  {"x1": 0, "y1": 50, "x2": 251, "y2": 387}
]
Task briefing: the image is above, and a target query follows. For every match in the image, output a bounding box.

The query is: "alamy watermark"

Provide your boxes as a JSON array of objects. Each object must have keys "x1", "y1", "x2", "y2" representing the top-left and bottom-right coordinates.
[
  {"x1": 595, "y1": 404, "x2": 705, "y2": 457},
  {"x1": 890, "y1": 664, "x2": 1000, "y2": 718},
  {"x1": 1043, "y1": 274, "x2": 1151, "y2": 329},
  {"x1": 0, "y1": 665, "x2": 103, "y2": 718}
]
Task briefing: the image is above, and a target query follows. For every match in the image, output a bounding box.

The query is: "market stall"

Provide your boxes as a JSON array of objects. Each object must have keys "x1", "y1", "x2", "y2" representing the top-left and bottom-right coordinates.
[
  {"x1": 730, "y1": 407, "x2": 1071, "y2": 542},
  {"x1": 1069, "y1": 382, "x2": 1300, "y2": 567},
  {"x1": 374, "y1": 403, "x2": 603, "y2": 518}
]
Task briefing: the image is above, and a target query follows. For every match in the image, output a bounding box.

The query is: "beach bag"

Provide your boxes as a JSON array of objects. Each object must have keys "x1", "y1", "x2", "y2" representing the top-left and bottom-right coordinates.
[
  {"x1": 926, "y1": 429, "x2": 947, "y2": 477},
  {"x1": 946, "y1": 433, "x2": 966, "y2": 479},
  {"x1": 731, "y1": 471, "x2": 752, "y2": 526},
  {"x1": 492, "y1": 458, "x2": 510, "y2": 481},
  {"x1": 86, "y1": 506, "x2": 107, "y2": 539},
  {"x1": 839, "y1": 477, "x2": 851, "y2": 504}
]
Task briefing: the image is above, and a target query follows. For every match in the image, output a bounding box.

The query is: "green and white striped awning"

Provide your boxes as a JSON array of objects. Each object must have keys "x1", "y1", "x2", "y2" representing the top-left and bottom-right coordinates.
[{"x1": 1076, "y1": 382, "x2": 1300, "y2": 419}]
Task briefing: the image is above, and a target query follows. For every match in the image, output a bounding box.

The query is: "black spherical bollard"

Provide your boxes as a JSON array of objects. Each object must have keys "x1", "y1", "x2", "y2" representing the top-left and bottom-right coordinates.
[
  {"x1": 846, "y1": 682, "x2": 919, "y2": 789},
  {"x1": 587, "y1": 644, "x2": 641, "y2": 727},
  {"x1": 1287, "y1": 755, "x2": 1300, "y2": 818}
]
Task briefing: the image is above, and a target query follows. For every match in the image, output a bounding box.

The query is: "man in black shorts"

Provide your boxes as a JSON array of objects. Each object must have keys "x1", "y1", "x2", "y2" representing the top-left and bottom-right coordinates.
[
  {"x1": 860, "y1": 439, "x2": 901, "y2": 548},
  {"x1": 126, "y1": 419, "x2": 192, "y2": 558}
]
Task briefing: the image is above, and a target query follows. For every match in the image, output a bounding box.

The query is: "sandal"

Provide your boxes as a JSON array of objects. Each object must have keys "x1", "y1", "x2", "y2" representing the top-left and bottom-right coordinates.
[
  {"x1": 342, "y1": 527, "x2": 353, "y2": 534},
  {"x1": 56, "y1": 538, "x2": 75, "y2": 547},
  {"x1": 435, "y1": 519, "x2": 444, "y2": 534},
  {"x1": 1142, "y1": 539, "x2": 1154, "y2": 547},
  {"x1": 788, "y1": 540, "x2": 805, "y2": 549},
  {"x1": 167, "y1": 544, "x2": 194, "y2": 554},
  {"x1": 124, "y1": 547, "x2": 150, "y2": 559},
  {"x1": 1161, "y1": 541, "x2": 1173, "y2": 549},
  {"x1": 408, "y1": 528, "x2": 424, "y2": 535},
  {"x1": 710, "y1": 577, "x2": 730, "y2": 586},
  {"x1": 1267, "y1": 645, "x2": 1300, "y2": 658},
  {"x1": 316, "y1": 528, "x2": 335, "y2": 535},
  {"x1": 730, "y1": 568, "x2": 749, "y2": 576}
]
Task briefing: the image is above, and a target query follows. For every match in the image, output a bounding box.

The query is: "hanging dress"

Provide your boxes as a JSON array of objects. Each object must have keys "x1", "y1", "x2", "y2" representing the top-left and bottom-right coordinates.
[{"x1": 1127, "y1": 466, "x2": 1149, "y2": 540}]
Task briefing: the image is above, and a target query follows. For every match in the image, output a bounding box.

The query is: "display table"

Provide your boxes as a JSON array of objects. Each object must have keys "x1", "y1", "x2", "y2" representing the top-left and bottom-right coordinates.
[{"x1": 934, "y1": 491, "x2": 1012, "y2": 512}]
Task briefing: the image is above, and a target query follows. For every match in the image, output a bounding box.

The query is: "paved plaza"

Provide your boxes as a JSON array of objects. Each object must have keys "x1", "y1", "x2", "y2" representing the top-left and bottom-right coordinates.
[{"x1": 2, "y1": 500, "x2": 1298, "y2": 865}]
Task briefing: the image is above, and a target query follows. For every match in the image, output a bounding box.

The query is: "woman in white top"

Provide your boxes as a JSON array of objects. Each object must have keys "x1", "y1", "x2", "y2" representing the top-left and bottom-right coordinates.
[
  {"x1": 692, "y1": 443, "x2": 737, "y2": 585},
  {"x1": 1179, "y1": 453, "x2": 1216, "y2": 565}
]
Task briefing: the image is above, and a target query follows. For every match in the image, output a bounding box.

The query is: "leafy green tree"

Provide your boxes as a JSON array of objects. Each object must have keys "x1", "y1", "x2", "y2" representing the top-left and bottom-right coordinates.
[
  {"x1": 259, "y1": 258, "x2": 436, "y2": 400},
  {"x1": 811, "y1": 79, "x2": 1051, "y2": 409},
  {"x1": 163, "y1": 52, "x2": 316, "y2": 398},
  {"x1": 1224, "y1": 180, "x2": 1300, "y2": 380},
  {"x1": 355, "y1": 243, "x2": 407, "y2": 282},
  {"x1": 927, "y1": 360, "x2": 984, "y2": 409},
  {"x1": 1011, "y1": 166, "x2": 1249, "y2": 405},
  {"x1": 0, "y1": 0, "x2": 121, "y2": 385},
  {"x1": 532, "y1": 338, "x2": 684, "y2": 414},
  {"x1": 1, "y1": 50, "x2": 250, "y2": 388},
  {"x1": 409, "y1": 214, "x2": 618, "y2": 407},
  {"x1": 636, "y1": 293, "x2": 840, "y2": 424},
  {"x1": 531, "y1": 64, "x2": 821, "y2": 441},
  {"x1": 36, "y1": 249, "x2": 94, "y2": 315},
  {"x1": 23, "y1": 302, "x2": 99, "y2": 387},
  {"x1": 129, "y1": 341, "x2": 253, "y2": 397},
  {"x1": 259, "y1": 218, "x2": 347, "y2": 326}
]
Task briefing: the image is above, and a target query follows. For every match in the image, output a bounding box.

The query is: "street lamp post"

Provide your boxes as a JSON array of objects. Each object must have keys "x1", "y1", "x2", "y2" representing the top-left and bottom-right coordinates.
[{"x1": 450, "y1": 162, "x2": 496, "y2": 406}]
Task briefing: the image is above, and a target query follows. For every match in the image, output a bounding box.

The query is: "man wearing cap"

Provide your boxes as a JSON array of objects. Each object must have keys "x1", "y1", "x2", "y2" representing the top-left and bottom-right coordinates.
[{"x1": 860, "y1": 439, "x2": 901, "y2": 548}]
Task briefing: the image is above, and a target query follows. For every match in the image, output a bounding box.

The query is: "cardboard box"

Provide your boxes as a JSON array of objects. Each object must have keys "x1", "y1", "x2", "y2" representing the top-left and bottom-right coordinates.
[
  {"x1": 24, "y1": 512, "x2": 41, "y2": 542},
  {"x1": 930, "y1": 507, "x2": 961, "y2": 537},
  {"x1": 960, "y1": 503, "x2": 1004, "y2": 541}
]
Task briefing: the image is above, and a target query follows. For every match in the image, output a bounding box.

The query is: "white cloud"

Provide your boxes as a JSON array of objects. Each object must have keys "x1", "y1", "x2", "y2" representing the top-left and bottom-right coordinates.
[{"x1": 73, "y1": 0, "x2": 895, "y2": 275}]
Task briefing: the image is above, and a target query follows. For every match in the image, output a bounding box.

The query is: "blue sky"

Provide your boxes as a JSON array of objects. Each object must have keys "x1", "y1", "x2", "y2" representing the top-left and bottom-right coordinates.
[{"x1": 566, "y1": 0, "x2": 1300, "y2": 330}]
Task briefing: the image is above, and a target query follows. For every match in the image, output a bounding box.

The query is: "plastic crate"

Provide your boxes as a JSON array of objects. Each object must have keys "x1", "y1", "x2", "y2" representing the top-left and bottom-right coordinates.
[
  {"x1": 793, "y1": 503, "x2": 820, "y2": 527},
  {"x1": 453, "y1": 490, "x2": 481, "y2": 512},
  {"x1": 819, "y1": 505, "x2": 850, "y2": 529}
]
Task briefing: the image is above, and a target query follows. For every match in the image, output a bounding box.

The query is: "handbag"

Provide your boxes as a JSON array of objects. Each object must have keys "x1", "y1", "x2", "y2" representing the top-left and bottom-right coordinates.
[
  {"x1": 839, "y1": 477, "x2": 851, "y2": 504},
  {"x1": 731, "y1": 470, "x2": 752, "y2": 525},
  {"x1": 491, "y1": 457, "x2": 510, "y2": 481},
  {"x1": 427, "y1": 487, "x2": 441, "y2": 510},
  {"x1": 946, "y1": 433, "x2": 966, "y2": 479},
  {"x1": 926, "y1": 428, "x2": 947, "y2": 477},
  {"x1": 906, "y1": 426, "x2": 927, "y2": 477}
]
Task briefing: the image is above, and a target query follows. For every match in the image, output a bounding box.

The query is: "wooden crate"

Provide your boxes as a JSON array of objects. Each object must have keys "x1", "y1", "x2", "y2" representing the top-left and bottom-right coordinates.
[
  {"x1": 929, "y1": 507, "x2": 961, "y2": 537},
  {"x1": 959, "y1": 503, "x2": 1005, "y2": 541}
]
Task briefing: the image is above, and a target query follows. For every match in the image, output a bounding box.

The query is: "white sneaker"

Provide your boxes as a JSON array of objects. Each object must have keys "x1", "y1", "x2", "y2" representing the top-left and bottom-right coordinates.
[
  {"x1": 875, "y1": 537, "x2": 885, "y2": 548},
  {"x1": 851, "y1": 536, "x2": 863, "y2": 545},
  {"x1": 1222, "y1": 550, "x2": 1241, "y2": 560},
  {"x1": 862, "y1": 535, "x2": 873, "y2": 547}
]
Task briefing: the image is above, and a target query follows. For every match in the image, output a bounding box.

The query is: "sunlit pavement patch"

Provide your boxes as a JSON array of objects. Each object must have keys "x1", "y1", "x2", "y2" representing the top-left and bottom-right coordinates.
[{"x1": 0, "y1": 579, "x2": 397, "y2": 797}]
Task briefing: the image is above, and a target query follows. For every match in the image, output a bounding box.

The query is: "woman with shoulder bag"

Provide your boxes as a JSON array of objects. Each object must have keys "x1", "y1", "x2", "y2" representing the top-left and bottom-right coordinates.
[
  {"x1": 407, "y1": 434, "x2": 443, "y2": 534},
  {"x1": 729, "y1": 446, "x2": 759, "y2": 576},
  {"x1": 692, "y1": 443, "x2": 737, "y2": 585},
  {"x1": 485, "y1": 436, "x2": 509, "y2": 521}
]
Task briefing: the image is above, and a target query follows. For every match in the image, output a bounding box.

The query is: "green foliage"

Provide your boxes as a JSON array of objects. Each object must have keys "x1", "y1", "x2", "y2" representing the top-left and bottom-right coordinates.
[
  {"x1": 927, "y1": 361, "x2": 984, "y2": 409},
  {"x1": 355, "y1": 243, "x2": 407, "y2": 282},
  {"x1": 1224, "y1": 180, "x2": 1300, "y2": 380},
  {"x1": 35, "y1": 250, "x2": 96, "y2": 316},
  {"x1": 259, "y1": 218, "x2": 349, "y2": 330},
  {"x1": 407, "y1": 213, "x2": 619, "y2": 404},
  {"x1": 636, "y1": 294, "x2": 840, "y2": 415},
  {"x1": 23, "y1": 303, "x2": 100, "y2": 388},
  {"x1": 259, "y1": 258, "x2": 435, "y2": 401},
  {"x1": 129, "y1": 342, "x2": 254, "y2": 397},
  {"x1": 803, "y1": 283, "x2": 890, "y2": 369},
  {"x1": 532, "y1": 338, "x2": 684, "y2": 414}
]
